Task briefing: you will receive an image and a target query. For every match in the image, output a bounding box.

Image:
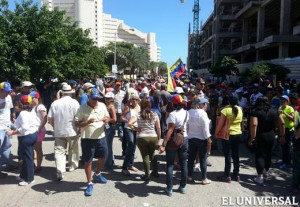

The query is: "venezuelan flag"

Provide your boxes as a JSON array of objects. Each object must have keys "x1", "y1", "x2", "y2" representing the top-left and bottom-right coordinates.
[
  {"x1": 167, "y1": 58, "x2": 182, "y2": 92},
  {"x1": 170, "y1": 61, "x2": 185, "y2": 79}
]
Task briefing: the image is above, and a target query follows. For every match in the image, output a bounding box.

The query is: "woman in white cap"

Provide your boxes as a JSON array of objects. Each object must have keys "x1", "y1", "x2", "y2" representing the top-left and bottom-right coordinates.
[{"x1": 103, "y1": 92, "x2": 117, "y2": 169}]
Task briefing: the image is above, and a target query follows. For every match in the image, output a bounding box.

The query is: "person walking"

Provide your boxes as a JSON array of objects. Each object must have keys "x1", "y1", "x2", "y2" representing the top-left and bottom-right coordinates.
[
  {"x1": 121, "y1": 94, "x2": 141, "y2": 176},
  {"x1": 6, "y1": 95, "x2": 38, "y2": 186},
  {"x1": 48, "y1": 84, "x2": 80, "y2": 181},
  {"x1": 103, "y1": 92, "x2": 117, "y2": 170},
  {"x1": 215, "y1": 95, "x2": 243, "y2": 183},
  {"x1": 75, "y1": 88, "x2": 110, "y2": 196},
  {"x1": 248, "y1": 97, "x2": 285, "y2": 186},
  {"x1": 0, "y1": 82, "x2": 15, "y2": 178},
  {"x1": 159, "y1": 95, "x2": 189, "y2": 196},
  {"x1": 278, "y1": 95, "x2": 295, "y2": 169},
  {"x1": 187, "y1": 97, "x2": 211, "y2": 185},
  {"x1": 29, "y1": 91, "x2": 47, "y2": 173},
  {"x1": 128, "y1": 99, "x2": 161, "y2": 182}
]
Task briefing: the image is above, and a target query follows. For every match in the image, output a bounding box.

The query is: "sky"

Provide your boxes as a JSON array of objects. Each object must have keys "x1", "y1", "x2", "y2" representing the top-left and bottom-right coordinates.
[
  {"x1": 7, "y1": 0, "x2": 214, "y2": 67},
  {"x1": 103, "y1": 0, "x2": 214, "y2": 66}
]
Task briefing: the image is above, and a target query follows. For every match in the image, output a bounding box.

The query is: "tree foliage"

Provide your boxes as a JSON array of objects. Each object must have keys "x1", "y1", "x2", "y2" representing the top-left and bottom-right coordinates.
[
  {"x1": 0, "y1": 0, "x2": 108, "y2": 84},
  {"x1": 105, "y1": 42, "x2": 150, "y2": 75},
  {"x1": 239, "y1": 62, "x2": 290, "y2": 83},
  {"x1": 210, "y1": 56, "x2": 239, "y2": 79}
]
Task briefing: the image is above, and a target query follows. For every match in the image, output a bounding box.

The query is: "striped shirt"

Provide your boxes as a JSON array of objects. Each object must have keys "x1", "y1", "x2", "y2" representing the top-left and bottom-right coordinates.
[{"x1": 134, "y1": 112, "x2": 158, "y2": 138}]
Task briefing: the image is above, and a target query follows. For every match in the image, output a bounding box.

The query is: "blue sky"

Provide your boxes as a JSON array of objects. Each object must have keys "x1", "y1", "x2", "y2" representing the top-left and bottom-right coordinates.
[
  {"x1": 103, "y1": 0, "x2": 214, "y2": 66},
  {"x1": 7, "y1": 0, "x2": 214, "y2": 66}
]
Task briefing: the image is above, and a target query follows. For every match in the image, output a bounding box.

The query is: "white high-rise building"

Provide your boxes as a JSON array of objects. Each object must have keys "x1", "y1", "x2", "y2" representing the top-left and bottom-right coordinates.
[{"x1": 42, "y1": 0, "x2": 160, "y2": 62}]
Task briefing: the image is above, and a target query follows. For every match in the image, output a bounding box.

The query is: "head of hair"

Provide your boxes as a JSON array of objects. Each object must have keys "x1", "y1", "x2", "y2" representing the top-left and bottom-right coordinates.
[
  {"x1": 228, "y1": 94, "x2": 239, "y2": 117},
  {"x1": 140, "y1": 99, "x2": 154, "y2": 120},
  {"x1": 254, "y1": 96, "x2": 271, "y2": 111}
]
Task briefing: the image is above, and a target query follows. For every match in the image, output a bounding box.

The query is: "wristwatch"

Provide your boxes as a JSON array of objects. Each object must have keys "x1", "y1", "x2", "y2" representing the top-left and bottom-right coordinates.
[{"x1": 162, "y1": 143, "x2": 167, "y2": 147}]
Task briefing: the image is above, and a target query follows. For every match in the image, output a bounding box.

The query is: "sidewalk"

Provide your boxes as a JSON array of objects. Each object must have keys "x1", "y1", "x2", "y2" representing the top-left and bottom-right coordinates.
[{"x1": 0, "y1": 125, "x2": 299, "y2": 207}]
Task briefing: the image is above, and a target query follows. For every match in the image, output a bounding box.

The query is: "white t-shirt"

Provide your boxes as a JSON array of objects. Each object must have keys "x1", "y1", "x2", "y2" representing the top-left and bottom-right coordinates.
[
  {"x1": 187, "y1": 109, "x2": 211, "y2": 140},
  {"x1": 48, "y1": 96, "x2": 79, "y2": 137},
  {"x1": 0, "y1": 95, "x2": 13, "y2": 130},
  {"x1": 31, "y1": 104, "x2": 47, "y2": 131},
  {"x1": 15, "y1": 111, "x2": 38, "y2": 136},
  {"x1": 114, "y1": 90, "x2": 126, "y2": 113},
  {"x1": 166, "y1": 108, "x2": 189, "y2": 137},
  {"x1": 75, "y1": 102, "x2": 109, "y2": 139},
  {"x1": 141, "y1": 87, "x2": 149, "y2": 97}
]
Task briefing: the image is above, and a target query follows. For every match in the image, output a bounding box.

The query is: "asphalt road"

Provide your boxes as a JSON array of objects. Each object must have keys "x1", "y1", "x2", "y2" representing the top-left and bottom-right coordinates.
[{"x1": 0, "y1": 125, "x2": 299, "y2": 207}]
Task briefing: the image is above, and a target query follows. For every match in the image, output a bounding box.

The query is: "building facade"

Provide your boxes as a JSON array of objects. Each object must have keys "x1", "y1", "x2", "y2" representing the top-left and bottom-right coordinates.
[
  {"x1": 191, "y1": 0, "x2": 300, "y2": 72},
  {"x1": 42, "y1": 0, "x2": 160, "y2": 62}
]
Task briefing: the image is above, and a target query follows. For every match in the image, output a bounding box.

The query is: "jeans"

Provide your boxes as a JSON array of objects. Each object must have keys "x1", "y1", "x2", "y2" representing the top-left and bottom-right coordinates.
[
  {"x1": 18, "y1": 133, "x2": 37, "y2": 182},
  {"x1": 166, "y1": 138, "x2": 188, "y2": 190},
  {"x1": 104, "y1": 125, "x2": 116, "y2": 169},
  {"x1": 122, "y1": 128, "x2": 136, "y2": 170},
  {"x1": 281, "y1": 128, "x2": 294, "y2": 165},
  {"x1": 188, "y1": 138, "x2": 208, "y2": 180},
  {"x1": 221, "y1": 134, "x2": 241, "y2": 177},
  {"x1": 116, "y1": 113, "x2": 124, "y2": 137},
  {"x1": 0, "y1": 130, "x2": 12, "y2": 167}
]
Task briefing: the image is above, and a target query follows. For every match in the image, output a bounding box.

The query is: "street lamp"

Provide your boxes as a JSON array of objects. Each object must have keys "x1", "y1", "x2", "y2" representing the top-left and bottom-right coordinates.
[{"x1": 112, "y1": 31, "x2": 118, "y2": 76}]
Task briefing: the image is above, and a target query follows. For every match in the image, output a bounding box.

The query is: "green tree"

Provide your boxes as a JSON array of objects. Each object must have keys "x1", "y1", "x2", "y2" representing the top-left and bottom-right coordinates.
[
  {"x1": 0, "y1": 0, "x2": 108, "y2": 84},
  {"x1": 105, "y1": 42, "x2": 150, "y2": 76},
  {"x1": 210, "y1": 56, "x2": 239, "y2": 80},
  {"x1": 157, "y1": 61, "x2": 168, "y2": 75}
]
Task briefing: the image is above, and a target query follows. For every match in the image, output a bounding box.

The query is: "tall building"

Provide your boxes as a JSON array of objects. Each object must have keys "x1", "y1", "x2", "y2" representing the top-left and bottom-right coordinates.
[
  {"x1": 188, "y1": 0, "x2": 300, "y2": 78},
  {"x1": 42, "y1": 0, "x2": 160, "y2": 62}
]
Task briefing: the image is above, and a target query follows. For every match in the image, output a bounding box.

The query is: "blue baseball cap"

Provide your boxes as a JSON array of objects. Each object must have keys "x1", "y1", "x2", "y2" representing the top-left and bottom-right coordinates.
[
  {"x1": 192, "y1": 97, "x2": 209, "y2": 106},
  {"x1": 89, "y1": 88, "x2": 100, "y2": 99},
  {"x1": 0, "y1": 82, "x2": 13, "y2": 93}
]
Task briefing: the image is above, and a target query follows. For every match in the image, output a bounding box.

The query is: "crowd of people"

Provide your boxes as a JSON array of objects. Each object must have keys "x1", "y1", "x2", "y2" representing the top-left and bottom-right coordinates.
[{"x1": 0, "y1": 75, "x2": 299, "y2": 196}]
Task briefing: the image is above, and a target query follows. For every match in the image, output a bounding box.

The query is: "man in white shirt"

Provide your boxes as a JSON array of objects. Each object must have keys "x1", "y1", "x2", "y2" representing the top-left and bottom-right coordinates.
[
  {"x1": 48, "y1": 84, "x2": 80, "y2": 181},
  {"x1": 0, "y1": 82, "x2": 14, "y2": 178}
]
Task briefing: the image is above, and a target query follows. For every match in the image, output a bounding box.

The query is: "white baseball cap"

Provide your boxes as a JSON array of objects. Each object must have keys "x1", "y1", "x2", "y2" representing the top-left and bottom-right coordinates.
[
  {"x1": 173, "y1": 87, "x2": 184, "y2": 94},
  {"x1": 83, "y1": 82, "x2": 95, "y2": 90},
  {"x1": 21, "y1": 81, "x2": 34, "y2": 87},
  {"x1": 104, "y1": 92, "x2": 115, "y2": 99}
]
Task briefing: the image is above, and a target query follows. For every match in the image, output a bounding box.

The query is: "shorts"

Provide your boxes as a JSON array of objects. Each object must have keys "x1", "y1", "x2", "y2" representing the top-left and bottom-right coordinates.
[
  {"x1": 37, "y1": 130, "x2": 46, "y2": 142},
  {"x1": 81, "y1": 138, "x2": 108, "y2": 162}
]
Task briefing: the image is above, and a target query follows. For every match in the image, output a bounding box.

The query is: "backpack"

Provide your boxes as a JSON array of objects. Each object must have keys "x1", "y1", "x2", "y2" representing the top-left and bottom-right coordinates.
[{"x1": 166, "y1": 111, "x2": 188, "y2": 150}]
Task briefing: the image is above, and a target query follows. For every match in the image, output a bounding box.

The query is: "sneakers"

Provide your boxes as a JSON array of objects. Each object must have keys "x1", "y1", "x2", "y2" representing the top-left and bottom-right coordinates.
[
  {"x1": 193, "y1": 163, "x2": 201, "y2": 173},
  {"x1": 84, "y1": 183, "x2": 94, "y2": 196},
  {"x1": 178, "y1": 186, "x2": 186, "y2": 194},
  {"x1": 263, "y1": 170, "x2": 270, "y2": 178},
  {"x1": 93, "y1": 173, "x2": 107, "y2": 183},
  {"x1": 19, "y1": 180, "x2": 35, "y2": 186},
  {"x1": 165, "y1": 188, "x2": 173, "y2": 197},
  {"x1": 254, "y1": 176, "x2": 265, "y2": 186}
]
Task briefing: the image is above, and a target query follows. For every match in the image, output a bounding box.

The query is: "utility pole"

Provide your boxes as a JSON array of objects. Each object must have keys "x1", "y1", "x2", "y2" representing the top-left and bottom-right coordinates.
[{"x1": 112, "y1": 31, "x2": 117, "y2": 77}]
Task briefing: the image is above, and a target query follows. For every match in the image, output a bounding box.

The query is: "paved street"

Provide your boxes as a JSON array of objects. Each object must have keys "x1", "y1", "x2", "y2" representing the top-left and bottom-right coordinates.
[{"x1": 0, "y1": 125, "x2": 299, "y2": 207}]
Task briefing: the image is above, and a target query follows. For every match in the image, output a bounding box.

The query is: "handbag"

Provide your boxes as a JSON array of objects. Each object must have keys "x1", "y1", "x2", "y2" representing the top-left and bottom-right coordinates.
[
  {"x1": 166, "y1": 111, "x2": 188, "y2": 150},
  {"x1": 215, "y1": 116, "x2": 230, "y2": 140}
]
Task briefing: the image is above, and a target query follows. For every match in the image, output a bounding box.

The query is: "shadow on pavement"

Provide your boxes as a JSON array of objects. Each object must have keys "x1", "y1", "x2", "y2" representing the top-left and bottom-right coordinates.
[
  {"x1": 31, "y1": 180, "x2": 86, "y2": 195},
  {"x1": 115, "y1": 181, "x2": 165, "y2": 198}
]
